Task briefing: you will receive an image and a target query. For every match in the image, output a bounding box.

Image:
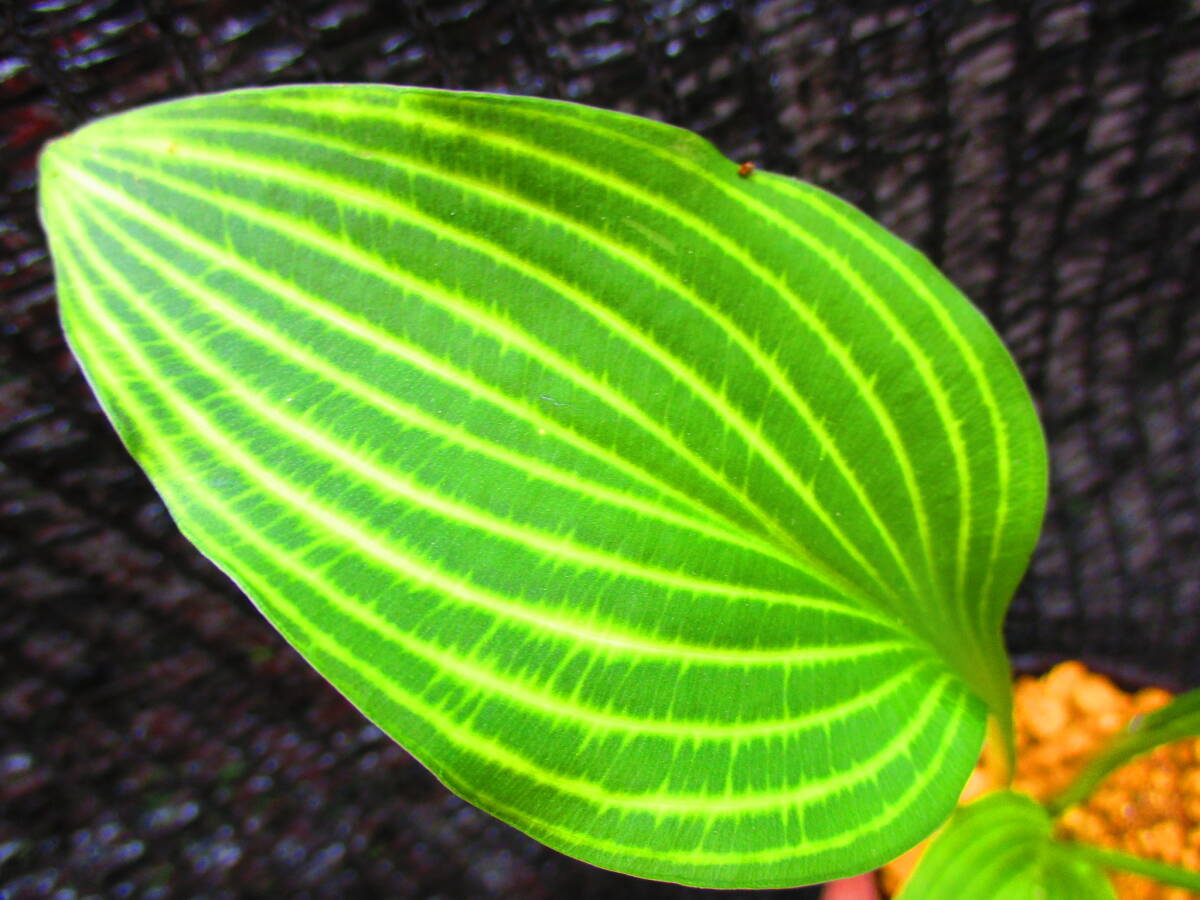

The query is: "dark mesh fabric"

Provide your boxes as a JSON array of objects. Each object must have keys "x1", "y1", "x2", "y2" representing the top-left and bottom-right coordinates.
[{"x1": 1, "y1": 1, "x2": 1197, "y2": 897}]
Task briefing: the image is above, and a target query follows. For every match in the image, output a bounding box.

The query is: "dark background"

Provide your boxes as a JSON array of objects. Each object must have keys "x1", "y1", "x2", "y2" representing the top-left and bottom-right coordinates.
[{"x1": 1, "y1": 1, "x2": 1198, "y2": 897}]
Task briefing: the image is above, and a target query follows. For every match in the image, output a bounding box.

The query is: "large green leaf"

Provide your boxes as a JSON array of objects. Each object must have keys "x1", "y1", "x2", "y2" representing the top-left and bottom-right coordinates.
[
  {"x1": 38, "y1": 86, "x2": 1046, "y2": 887},
  {"x1": 1051, "y1": 686, "x2": 1200, "y2": 814},
  {"x1": 902, "y1": 791, "x2": 1117, "y2": 899}
]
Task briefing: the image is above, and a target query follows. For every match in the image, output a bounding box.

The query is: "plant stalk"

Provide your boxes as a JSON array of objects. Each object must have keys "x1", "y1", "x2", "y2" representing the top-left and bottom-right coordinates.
[{"x1": 1064, "y1": 842, "x2": 1200, "y2": 892}]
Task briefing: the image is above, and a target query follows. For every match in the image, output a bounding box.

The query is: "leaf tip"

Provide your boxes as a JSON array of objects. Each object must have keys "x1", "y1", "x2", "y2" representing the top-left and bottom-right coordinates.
[{"x1": 37, "y1": 131, "x2": 71, "y2": 182}]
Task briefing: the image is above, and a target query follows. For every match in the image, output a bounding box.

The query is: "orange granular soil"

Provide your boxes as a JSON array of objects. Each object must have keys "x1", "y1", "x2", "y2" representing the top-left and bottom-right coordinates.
[{"x1": 880, "y1": 662, "x2": 1200, "y2": 899}]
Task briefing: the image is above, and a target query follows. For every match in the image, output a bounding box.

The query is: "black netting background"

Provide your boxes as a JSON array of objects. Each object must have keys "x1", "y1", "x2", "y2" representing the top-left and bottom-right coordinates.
[{"x1": 1, "y1": 1, "x2": 1198, "y2": 897}]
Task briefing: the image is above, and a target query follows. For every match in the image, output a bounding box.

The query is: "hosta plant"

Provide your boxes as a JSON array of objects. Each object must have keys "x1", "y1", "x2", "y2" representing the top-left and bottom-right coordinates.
[{"x1": 37, "y1": 85, "x2": 1200, "y2": 895}]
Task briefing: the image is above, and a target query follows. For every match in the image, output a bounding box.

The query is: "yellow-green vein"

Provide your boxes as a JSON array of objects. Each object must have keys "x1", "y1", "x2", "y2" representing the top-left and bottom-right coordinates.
[
  {"x1": 445, "y1": 98, "x2": 968, "y2": 597},
  {"x1": 59, "y1": 155, "x2": 886, "y2": 609},
  {"x1": 53, "y1": 189, "x2": 911, "y2": 657},
  {"x1": 64, "y1": 191, "x2": 850, "y2": 612},
  {"x1": 77, "y1": 143, "x2": 902, "y2": 608},
  {"x1": 60, "y1": 206, "x2": 962, "y2": 816},
  {"x1": 99, "y1": 117, "x2": 929, "y2": 605},
  {"x1": 771, "y1": 180, "x2": 1017, "y2": 632},
  {"x1": 268, "y1": 94, "x2": 942, "y2": 603}
]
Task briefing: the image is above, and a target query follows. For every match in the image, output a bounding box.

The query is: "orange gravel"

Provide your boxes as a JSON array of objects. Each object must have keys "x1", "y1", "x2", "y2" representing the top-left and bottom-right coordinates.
[{"x1": 880, "y1": 662, "x2": 1200, "y2": 899}]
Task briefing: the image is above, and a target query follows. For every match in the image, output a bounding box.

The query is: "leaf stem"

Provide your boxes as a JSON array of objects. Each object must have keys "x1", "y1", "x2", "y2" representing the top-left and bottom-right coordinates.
[
  {"x1": 1046, "y1": 766, "x2": 1104, "y2": 816},
  {"x1": 985, "y1": 715, "x2": 1014, "y2": 787},
  {"x1": 1064, "y1": 842, "x2": 1200, "y2": 891}
]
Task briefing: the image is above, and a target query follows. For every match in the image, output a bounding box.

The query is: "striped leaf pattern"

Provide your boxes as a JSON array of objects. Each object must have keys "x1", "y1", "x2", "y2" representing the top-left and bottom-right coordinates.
[
  {"x1": 39, "y1": 86, "x2": 1047, "y2": 888},
  {"x1": 902, "y1": 791, "x2": 1117, "y2": 899}
]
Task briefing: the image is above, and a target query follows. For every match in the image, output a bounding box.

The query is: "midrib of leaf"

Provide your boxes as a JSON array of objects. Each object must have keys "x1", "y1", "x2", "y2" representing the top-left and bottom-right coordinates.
[
  {"x1": 283, "y1": 98, "x2": 944, "y2": 602},
  {"x1": 368, "y1": 91, "x2": 1025, "y2": 716},
  {"x1": 42, "y1": 166, "x2": 712, "y2": 533},
  {"x1": 93, "y1": 121, "x2": 930, "y2": 614},
  {"x1": 55, "y1": 153, "x2": 897, "y2": 617},
  {"x1": 770, "y1": 180, "x2": 1021, "y2": 743},
  {"x1": 58, "y1": 206, "x2": 937, "y2": 744},
  {"x1": 50, "y1": 206, "x2": 780, "y2": 556},
  {"x1": 57, "y1": 201, "x2": 972, "y2": 839},
  {"x1": 141, "y1": 91, "x2": 1023, "y2": 718},
  {"x1": 76, "y1": 144, "x2": 893, "y2": 603},
  {"x1": 39, "y1": 85, "x2": 1046, "y2": 886},
  {"x1": 452, "y1": 96, "x2": 1019, "y2": 734},
  {"x1": 58, "y1": 185, "x2": 905, "y2": 649},
  {"x1": 270, "y1": 97, "x2": 950, "y2": 587},
  {"x1": 42, "y1": 155, "x2": 783, "y2": 571}
]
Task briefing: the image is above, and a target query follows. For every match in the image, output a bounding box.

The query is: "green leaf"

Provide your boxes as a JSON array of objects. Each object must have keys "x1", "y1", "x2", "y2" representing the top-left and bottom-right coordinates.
[
  {"x1": 902, "y1": 791, "x2": 1117, "y2": 899},
  {"x1": 1051, "y1": 687, "x2": 1200, "y2": 814},
  {"x1": 1066, "y1": 842, "x2": 1200, "y2": 893},
  {"x1": 38, "y1": 86, "x2": 1047, "y2": 888}
]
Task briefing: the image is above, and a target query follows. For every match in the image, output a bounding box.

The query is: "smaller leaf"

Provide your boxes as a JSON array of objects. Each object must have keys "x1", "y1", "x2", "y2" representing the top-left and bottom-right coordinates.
[
  {"x1": 901, "y1": 791, "x2": 1115, "y2": 900},
  {"x1": 1065, "y1": 842, "x2": 1200, "y2": 894},
  {"x1": 1050, "y1": 687, "x2": 1200, "y2": 813}
]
